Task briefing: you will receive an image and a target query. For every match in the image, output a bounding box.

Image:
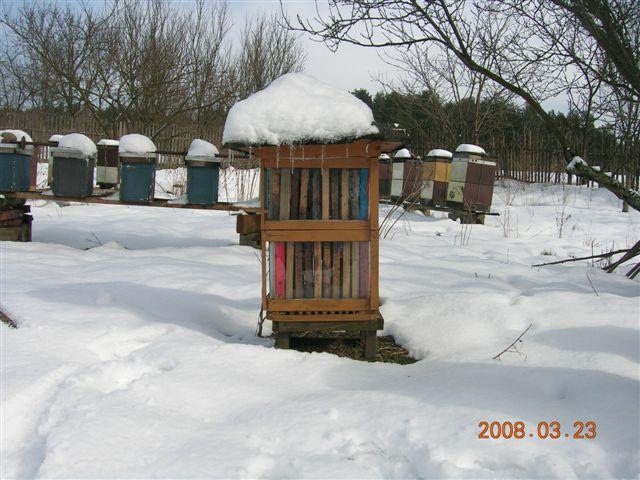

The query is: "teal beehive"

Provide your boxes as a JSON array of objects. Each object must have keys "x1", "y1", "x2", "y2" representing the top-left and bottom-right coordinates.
[
  {"x1": 185, "y1": 139, "x2": 220, "y2": 205},
  {"x1": 0, "y1": 130, "x2": 34, "y2": 192},
  {"x1": 118, "y1": 134, "x2": 157, "y2": 203}
]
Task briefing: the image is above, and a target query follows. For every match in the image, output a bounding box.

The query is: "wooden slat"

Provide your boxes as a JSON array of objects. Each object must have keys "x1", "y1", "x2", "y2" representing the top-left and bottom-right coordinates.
[
  {"x1": 311, "y1": 169, "x2": 321, "y2": 220},
  {"x1": 270, "y1": 168, "x2": 280, "y2": 219},
  {"x1": 267, "y1": 298, "x2": 370, "y2": 312},
  {"x1": 272, "y1": 319, "x2": 382, "y2": 332},
  {"x1": 342, "y1": 242, "x2": 351, "y2": 297},
  {"x1": 2, "y1": 191, "x2": 261, "y2": 213},
  {"x1": 299, "y1": 168, "x2": 309, "y2": 219},
  {"x1": 280, "y1": 168, "x2": 291, "y2": 220},
  {"x1": 359, "y1": 241, "x2": 370, "y2": 298},
  {"x1": 275, "y1": 242, "x2": 286, "y2": 298},
  {"x1": 322, "y1": 242, "x2": 332, "y2": 297},
  {"x1": 263, "y1": 220, "x2": 368, "y2": 231},
  {"x1": 322, "y1": 168, "x2": 330, "y2": 220},
  {"x1": 358, "y1": 168, "x2": 369, "y2": 220},
  {"x1": 286, "y1": 242, "x2": 294, "y2": 299},
  {"x1": 349, "y1": 169, "x2": 360, "y2": 219},
  {"x1": 351, "y1": 241, "x2": 360, "y2": 298},
  {"x1": 332, "y1": 242, "x2": 342, "y2": 298},
  {"x1": 263, "y1": 229, "x2": 370, "y2": 242},
  {"x1": 255, "y1": 140, "x2": 378, "y2": 160},
  {"x1": 303, "y1": 242, "x2": 314, "y2": 298},
  {"x1": 290, "y1": 169, "x2": 301, "y2": 220},
  {"x1": 269, "y1": 312, "x2": 381, "y2": 322},
  {"x1": 370, "y1": 157, "x2": 380, "y2": 309},
  {"x1": 261, "y1": 167, "x2": 267, "y2": 309},
  {"x1": 369, "y1": 158, "x2": 379, "y2": 230},
  {"x1": 294, "y1": 242, "x2": 304, "y2": 298},
  {"x1": 313, "y1": 241, "x2": 322, "y2": 298},
  {"x1": 341, "y1": 169, "x2": 350, "y2": 218},
  {"x1": 330, "y1": 168, "x2": 340, "y2": 219},
  {"x1": 262, "y1": 158, "x2": 370, "y2": 169}
]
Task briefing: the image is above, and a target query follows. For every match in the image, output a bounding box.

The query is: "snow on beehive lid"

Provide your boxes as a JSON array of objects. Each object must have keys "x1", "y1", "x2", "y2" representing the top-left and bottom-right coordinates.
[
  {"x1": 455, "y1": 144, "x2": 486, "y2": 155},
  {"x1": 54, "y1": 133, "x2": 97, "y2": 158},
  {"x1": 222, "y1": 73, "x2": 379, "y2": 146},
  {"x1": 97, "y1": 139, "x2": 119, "y2": 147},
  {"x1": 1, "y1": 129, "x2": 33, "y2": 144},
  {"x1": 427, "y1": 148, "x2": 452, "y2": 159},
  {"x1": 186, "y1": 139, "x2": 219, "y2": 162},
  {"x1": 394, "y1": 148, "x2": 412, "y2": 159},
  {"x1": 48, "y1": 134, "x2": 63, "y2": 143},
  {"x1": 379, "y1": 153, "x2": 391, "y2": 160},
  {"x1": 119, "y1": 134, "x2": 156, "y2": 156}
]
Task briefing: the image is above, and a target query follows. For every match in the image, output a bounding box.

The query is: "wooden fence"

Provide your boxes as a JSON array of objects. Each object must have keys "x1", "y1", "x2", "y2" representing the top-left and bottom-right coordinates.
[
  {"x1": 2, "y1": 110, "x2": 637, "y2": 188},
  {"x1": 0, "y1": 111, "x2": 225, "y2": 169}
]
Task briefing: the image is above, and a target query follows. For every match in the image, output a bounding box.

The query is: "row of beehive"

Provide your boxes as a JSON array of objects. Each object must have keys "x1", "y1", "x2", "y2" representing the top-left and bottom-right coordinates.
[
  {"x1": 379, "y1": 144, "x2": 497, "y2": 212},
  {"x1": 0, "y1": 131, "x2": 223, "y2": 205}
]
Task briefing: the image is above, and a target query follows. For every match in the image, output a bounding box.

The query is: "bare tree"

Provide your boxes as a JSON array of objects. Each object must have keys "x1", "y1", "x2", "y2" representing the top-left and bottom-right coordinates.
[
  {"x1": 1, "y1": 0, "x2": 306, "y2": 142},
  {"x1": 235, "y1": 12, "x2": 306, "y2": 100},
  {"x1": 287, "y1": 0, "x2": 640, "y2": 274}
]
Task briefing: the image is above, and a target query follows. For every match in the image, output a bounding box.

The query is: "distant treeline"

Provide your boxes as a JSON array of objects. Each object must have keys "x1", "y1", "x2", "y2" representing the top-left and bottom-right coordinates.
[{"x1": 353, "y1": 89, "x2": 638, "y2": 187}]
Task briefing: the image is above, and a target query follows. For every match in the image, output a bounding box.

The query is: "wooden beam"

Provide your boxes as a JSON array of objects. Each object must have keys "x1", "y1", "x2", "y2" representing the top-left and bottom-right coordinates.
[{"x1": 3, "y1": 191, "x2": 260, "y2": 213}]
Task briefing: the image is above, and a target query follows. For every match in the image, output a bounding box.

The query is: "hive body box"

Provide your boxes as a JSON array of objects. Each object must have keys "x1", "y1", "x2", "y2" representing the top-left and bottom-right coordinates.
[
  {"x1": 378, "y1": 154, "x2": 392, "y2": 200},
  {"x1": 96, "y1": 142, "x2": 120, "y2": 188},
  {"x1": 51, "y1": 148, "x2": 95, "y2": 198},
  {"x1": 258, "y1": 140, "x2": 385, "y2": 350},
  {"x1": 47, "y1": 136, "x2": 61, "y2": 186},
  {"x1": 119, "y1": 153, "x2": 157, "y2": 203},
  {"x1": 0, "y1": 143, "x2": 33, "y2": 192},
  {"x1": 186, "y1": 158, "x2": 220, "y2": 205},
  {"x1": 390, "y1": 157, "x2": 422, "y2": 202},
  {"x1": 447, "y1": 150, "x2": 497, "y2": 211},
  {"x1": 421, "y1": 152, "x2": 452, "y2": 206}
]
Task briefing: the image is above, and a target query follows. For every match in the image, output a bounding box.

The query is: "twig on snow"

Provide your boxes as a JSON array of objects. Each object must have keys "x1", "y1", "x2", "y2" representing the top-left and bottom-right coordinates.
[
  {"x1": 586, "y1": 271, "x2": 599, "y2": 296},
  {"x1": 493, "y1": 323, "x2": 533, "y2": 360}
]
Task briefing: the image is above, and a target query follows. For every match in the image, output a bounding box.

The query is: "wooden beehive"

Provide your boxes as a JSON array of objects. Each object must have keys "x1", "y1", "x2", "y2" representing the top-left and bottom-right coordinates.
[
  {"x1": 257, "y1": 139, "x2": 393, "y2": 345},
  {"x1": 378, "y1": 153, "x2": 392, "y2": 200},
  {"x1": 447, "y1": 146, "x2": 496, "y2": 212},
  {"x1": 390, "y1": 149, "x2": 421, "y2": 202},
  {"x1": 421, "y1": 149, "x2": 453, "y2": 207}
]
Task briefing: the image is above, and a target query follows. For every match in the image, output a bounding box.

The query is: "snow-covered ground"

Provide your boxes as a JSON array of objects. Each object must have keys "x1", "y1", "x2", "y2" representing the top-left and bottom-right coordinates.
[{"x1": 1, "y1": 178, "x2": 639, "y2": 478}]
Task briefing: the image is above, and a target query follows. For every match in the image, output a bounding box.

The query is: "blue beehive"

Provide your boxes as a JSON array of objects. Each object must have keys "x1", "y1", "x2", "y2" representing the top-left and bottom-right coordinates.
[
  {"x1": 185, "y1": 139, "x2": 220, "y2": 205},
  {"x1": 0, "y1": 130, "x2": 34, "y2": 193},
  {"x1": 118, "y1": 134, "x2": 157, "y2": 203}
]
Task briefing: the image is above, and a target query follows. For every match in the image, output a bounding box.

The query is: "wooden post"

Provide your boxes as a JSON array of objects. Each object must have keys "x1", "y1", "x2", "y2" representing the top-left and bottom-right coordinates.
[
  {"x1": 363, "y1": 330, "x2": 376, "y2": 361},
  {"x1": 276, "y1": 331, "x2": 291, "y2": 349}
]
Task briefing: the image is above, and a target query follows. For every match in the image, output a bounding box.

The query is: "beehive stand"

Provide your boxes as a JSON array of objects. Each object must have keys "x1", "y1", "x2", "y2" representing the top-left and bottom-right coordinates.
[{"x1": 257, "y1": 139, "x2": 391, "y2": 361}]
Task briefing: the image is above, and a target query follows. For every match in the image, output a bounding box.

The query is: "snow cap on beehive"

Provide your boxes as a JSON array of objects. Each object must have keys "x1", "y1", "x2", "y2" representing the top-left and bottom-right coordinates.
[
  {"x1": 97, "y1": 139, "x2": 120, "y2": 147},
  {"x1": 455, "y1": 144, "x2": 486, "y2": 155},
  {"x1": 119, "y1": 134, "x2": 156, "y2": 156},
  {"x1": 0, "y1": 129, "x2": 34, "y2": 154},
  {"x1": 427, "y1": 149, "x2": 452, "y2": 159},
  {"x1": 394, "y1": 148, "x2": 412, "y2": 159},
  {"x1": 55, "y1": 133, "x2": 97, "y2": 159},
  {"x1": 1, "y1": 129, "x2": 33, "y2": 144},
  {"x1": 222, "y1": 73, "x2": 378, "y2": 146},
  {"x1": 186, "y1": 139, "x2": 220, "y2": 163},
  {"x1": 48, "y1": 134, "x2": 63, "y2": 143}
]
